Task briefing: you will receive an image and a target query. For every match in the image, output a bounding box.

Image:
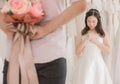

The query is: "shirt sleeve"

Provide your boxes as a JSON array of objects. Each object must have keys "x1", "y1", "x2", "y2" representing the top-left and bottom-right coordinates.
[{"x1": 0, "y1": 0, "x2": 5, "y2": 8}]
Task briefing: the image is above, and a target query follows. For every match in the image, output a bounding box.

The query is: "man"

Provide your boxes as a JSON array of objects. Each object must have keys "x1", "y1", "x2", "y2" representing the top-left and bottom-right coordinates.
[{"x1": 1, "y1": 0, "x2": 88, "y2": 84}]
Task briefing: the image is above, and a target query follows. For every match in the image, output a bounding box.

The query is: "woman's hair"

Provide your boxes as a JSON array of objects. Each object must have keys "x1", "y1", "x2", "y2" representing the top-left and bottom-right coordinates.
[{"x1": 81, "y1": 9, "x2": 105, "y2": 37}]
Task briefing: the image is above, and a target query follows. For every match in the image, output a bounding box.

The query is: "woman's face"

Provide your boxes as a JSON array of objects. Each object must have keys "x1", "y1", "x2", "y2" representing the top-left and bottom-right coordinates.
[{"x1": 87, "y1": 16, "x2": 98, "y2": 30}]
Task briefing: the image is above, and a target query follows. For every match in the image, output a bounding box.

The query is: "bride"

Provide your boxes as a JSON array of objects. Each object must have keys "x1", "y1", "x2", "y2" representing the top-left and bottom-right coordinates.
[{"x1": 72, "y1": 9, "x2": 113, "y2": 84}]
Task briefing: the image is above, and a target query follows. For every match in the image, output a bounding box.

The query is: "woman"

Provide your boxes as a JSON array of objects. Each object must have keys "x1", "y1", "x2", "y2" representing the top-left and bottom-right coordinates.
[
  {"x1": 73, "y1": 9, "x2": 113, "y2": 84},
  {"x1": 0, "y1": 0, "x2": 87, "y2": 84}
]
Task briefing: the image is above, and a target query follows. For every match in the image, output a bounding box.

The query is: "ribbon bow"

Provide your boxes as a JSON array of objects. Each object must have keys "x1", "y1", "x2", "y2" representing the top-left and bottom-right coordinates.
[{"x1": 7, "y1": 23, "x2": 39, "y2": 84}]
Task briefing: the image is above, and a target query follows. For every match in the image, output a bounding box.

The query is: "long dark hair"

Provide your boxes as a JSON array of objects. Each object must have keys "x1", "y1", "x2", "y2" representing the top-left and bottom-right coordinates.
[{"x1": 81, "y1": 9, "x2": 105, "y2": 37}]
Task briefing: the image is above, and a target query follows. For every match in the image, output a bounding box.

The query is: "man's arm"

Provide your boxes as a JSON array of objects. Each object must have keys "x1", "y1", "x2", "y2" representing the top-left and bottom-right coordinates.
[{"x1": 32, "y1": 0, "x2": 88, "y2": 39}]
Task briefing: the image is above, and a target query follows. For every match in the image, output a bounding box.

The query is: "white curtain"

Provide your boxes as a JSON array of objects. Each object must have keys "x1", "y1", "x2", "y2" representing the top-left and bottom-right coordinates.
[{"x1": 114, "y1": 11, "x2": 120, "y2": 84}]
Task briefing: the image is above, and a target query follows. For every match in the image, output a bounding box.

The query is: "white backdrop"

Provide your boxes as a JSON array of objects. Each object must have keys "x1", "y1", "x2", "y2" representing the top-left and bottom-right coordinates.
[{"x1": 0, "y1": 0, "x2": 120, "y2": 84}]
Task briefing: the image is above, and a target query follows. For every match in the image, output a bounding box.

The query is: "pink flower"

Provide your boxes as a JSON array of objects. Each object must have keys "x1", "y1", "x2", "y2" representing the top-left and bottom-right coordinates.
[
  {"x1": 1, "y1": 0, "x2": 32, "y2": 14},
  {"x1": 10, "y1": 0, "x2": 32, "y2": 14},
  {"x1": 9, "y1": 0, "x2": 23, "y2": 9},
  {"x1": 30, "y1": 3, "x2": 44, "y2": 18},
  {"x1": 1, "y1": 0, "x2": 45, "y2": 24}
]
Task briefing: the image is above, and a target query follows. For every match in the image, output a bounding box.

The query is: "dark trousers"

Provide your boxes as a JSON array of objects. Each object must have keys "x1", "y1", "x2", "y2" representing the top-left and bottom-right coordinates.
[{"x1": 3, "y1": 58, "x2": 66, "y2": 84}]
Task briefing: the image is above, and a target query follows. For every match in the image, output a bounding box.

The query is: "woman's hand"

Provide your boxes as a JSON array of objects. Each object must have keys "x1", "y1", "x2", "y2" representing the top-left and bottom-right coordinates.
[{"x1": 87, "y1": 32, "x2": 97, "y2": 43}]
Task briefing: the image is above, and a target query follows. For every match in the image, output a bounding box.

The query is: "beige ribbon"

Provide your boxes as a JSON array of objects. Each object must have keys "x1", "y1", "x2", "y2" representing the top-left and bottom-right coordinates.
[{"x1": 7, "y1": 23, "x2": 39, "y2": 84}]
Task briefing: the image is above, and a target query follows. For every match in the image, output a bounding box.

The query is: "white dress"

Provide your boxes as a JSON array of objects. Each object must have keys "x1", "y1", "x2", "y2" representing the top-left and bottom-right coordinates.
[{"x1": 72, "y1": 34, "x2": 113, "y2": 84}]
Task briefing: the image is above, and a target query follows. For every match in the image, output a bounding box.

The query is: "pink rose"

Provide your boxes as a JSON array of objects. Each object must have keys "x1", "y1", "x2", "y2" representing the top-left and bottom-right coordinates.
[
  {"x1": 9, "y1": 0, "x2": 31, "y2": 14},
  {"x1": 30, "y1": 3, "x2": 44, "y2": 18}
]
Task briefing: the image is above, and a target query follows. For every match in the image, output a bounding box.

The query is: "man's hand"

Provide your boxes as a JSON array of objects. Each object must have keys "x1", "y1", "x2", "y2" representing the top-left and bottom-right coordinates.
[
  {"x1": 30, "y1": 26, "x2": 46, "y2": 40},
  {"x1": 0, "y1": 25, "x2": 14, "y2": 40},
  {"x1": 24, "y1": 13, "x2": 44, "y2": 25}
]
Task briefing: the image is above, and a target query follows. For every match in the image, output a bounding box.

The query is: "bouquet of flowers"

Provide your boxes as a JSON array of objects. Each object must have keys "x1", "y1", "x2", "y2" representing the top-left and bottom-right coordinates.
[
  {"x1": 1, "y1": 0, "x2": 44, "y2": 24},
  {"x1": 1, "y1": 0, "x2": 45, "y2": 84}
]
